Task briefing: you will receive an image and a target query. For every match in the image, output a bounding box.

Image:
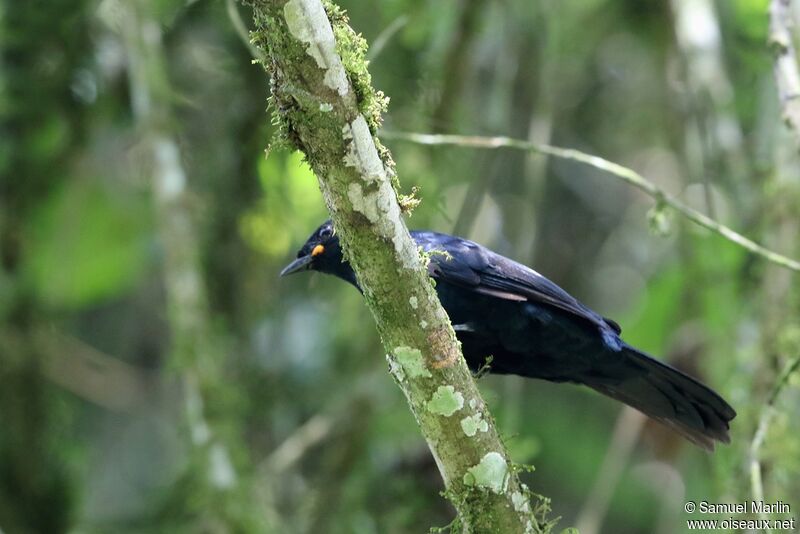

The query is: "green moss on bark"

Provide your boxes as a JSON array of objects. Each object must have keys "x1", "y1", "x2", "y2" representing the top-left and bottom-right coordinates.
[{"x1": 244, "y1": 1, "x2": 552, "y2": 531}]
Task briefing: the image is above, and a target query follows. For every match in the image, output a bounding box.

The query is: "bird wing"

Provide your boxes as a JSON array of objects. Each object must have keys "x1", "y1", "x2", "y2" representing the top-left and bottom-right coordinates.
[{"x1": 414, "y1": 231, "x2": 621, "y2": 334}]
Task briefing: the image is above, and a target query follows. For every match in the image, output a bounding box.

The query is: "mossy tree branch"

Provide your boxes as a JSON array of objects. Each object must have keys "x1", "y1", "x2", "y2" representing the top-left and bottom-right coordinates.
[{"x1": 244, "y1": 0, "x2": 550, "y2": 531}]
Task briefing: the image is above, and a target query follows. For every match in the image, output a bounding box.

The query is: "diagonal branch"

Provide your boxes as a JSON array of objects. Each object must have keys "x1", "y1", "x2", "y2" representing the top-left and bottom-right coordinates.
[
  {"x1": 382, "y1": 131, "x2": 800, "y2": 273},
  {"x1": 244, "y1": 0, "x2": 550, "y2": 531}
]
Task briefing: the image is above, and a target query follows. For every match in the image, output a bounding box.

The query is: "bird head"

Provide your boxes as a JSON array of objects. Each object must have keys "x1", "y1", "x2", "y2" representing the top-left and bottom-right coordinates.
[{"x1": 280, "y1": 220, "x2": 357, "y2": 286}]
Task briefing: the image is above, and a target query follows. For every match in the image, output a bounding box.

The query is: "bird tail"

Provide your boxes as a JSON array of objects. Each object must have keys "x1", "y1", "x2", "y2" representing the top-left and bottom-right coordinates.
[{"x1": 581, "y1": 343, "x2": 736, "y2": 451}]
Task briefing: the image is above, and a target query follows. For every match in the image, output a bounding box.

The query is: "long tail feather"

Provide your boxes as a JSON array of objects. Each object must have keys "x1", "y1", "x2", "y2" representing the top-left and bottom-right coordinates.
[{"x1": 582, "y1": 344, "x2": 736, "y2": 451}]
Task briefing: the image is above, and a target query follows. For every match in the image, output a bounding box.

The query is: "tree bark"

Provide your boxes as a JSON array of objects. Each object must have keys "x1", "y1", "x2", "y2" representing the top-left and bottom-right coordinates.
[{"x1": 244, "y1": 0, "x2": 550, "y2": 531}]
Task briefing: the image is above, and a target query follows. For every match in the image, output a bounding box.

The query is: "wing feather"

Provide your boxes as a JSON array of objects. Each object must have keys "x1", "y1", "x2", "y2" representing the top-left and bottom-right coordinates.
[{"x1": 416, "y1": 231, "x2": 621, "y2": 333}]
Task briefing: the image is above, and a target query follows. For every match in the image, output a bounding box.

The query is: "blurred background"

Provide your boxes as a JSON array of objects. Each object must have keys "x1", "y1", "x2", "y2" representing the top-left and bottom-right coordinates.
[{"x1": 1, "y1": 0, "x2": 799, "y2": 532}]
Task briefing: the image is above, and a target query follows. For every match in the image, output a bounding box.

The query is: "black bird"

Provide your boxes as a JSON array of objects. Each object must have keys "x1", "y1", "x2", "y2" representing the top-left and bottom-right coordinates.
[{"x1": 281, "y1": 221, "x2": 736, "y2": 450}]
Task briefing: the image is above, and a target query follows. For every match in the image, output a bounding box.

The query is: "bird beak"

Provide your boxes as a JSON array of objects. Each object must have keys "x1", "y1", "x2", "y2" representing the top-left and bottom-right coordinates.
[{"x1": 280, "y1": 254, "x2": 314, "y2": 277}]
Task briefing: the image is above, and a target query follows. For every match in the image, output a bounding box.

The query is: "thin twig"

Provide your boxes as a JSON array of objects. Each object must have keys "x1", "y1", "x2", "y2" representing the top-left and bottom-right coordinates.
[
  {"x1": 226, "y1": 0, "x2": 266, "y2": 62},
  {"x1": 750, "y1": 5, "x2": 800, "y2": 525},
  {"x1": 38, "y1": 329, "x2": 154, "y2": 412},
  {"x1": 263, "y1": 414, "x2": 334, "y2": 473},
  {"x1": 367, "y1": 15, "x2": 408, "y2": 61},
  {"x1": 575, "y1": 408, "x2": 646, "y2": 534},
  {"x1": 749, "y1": 353, "x2": 800, "y2": 532},
  {"x1": 382, "y1": 130, "x2": 800, "y2": 273},
  {"x1": 259, "y1": 369, "x2": 383, "y2": 474},
  {"x1": 769, "y1": 0, "x2": 800, "y2": 146}
]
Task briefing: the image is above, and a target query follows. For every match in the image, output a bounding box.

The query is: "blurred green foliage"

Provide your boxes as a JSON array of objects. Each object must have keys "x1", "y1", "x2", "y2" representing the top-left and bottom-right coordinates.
[
  {"x1": 1, "y1": 0, "x2": 799, "y2": 533},
  {"x1": 242, "y1": 151, "x2": 326, "y2": 258},
  {"x1": 25, "y1": 180, "x2": 151, "y2": 308}
]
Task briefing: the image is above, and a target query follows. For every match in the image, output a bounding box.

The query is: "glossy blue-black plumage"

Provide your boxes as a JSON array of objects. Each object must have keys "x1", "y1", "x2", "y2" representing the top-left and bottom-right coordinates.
[{"x1": 282, "y1": 221, "x2": 736, "y2": 450}]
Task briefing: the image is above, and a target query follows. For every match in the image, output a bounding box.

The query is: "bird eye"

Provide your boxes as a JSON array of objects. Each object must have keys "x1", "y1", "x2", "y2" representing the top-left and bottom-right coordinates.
[{"x1": 319, "y1": 227, "x2": 332, "y2": 239}]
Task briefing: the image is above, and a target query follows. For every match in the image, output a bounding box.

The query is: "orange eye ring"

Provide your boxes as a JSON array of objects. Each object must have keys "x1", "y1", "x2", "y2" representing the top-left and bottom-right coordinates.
[{"x1": 311, "y1": 244, "x2": 325, "y2": 257}]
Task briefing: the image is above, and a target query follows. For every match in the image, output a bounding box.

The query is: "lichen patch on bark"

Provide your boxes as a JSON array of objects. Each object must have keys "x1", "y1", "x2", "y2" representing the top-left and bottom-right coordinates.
[
  {"x1": 283, "y1": 0, "x2": 349, "y2": 95},
  {"x1": 342, "y1": 116, "x2": 418, "y2": 268},
  {"x1": 394, "y1": 346, "x2": 432, "y2": 379},
  {"x1": 460, "y1": 413, "x2": 489, "y2": 436},
  {"x1": 426, "y1": 385, "x2": 464, "y2": 416},
  {"x1": 463, "y1": 452, "x2": 509, "y2": 494}
]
